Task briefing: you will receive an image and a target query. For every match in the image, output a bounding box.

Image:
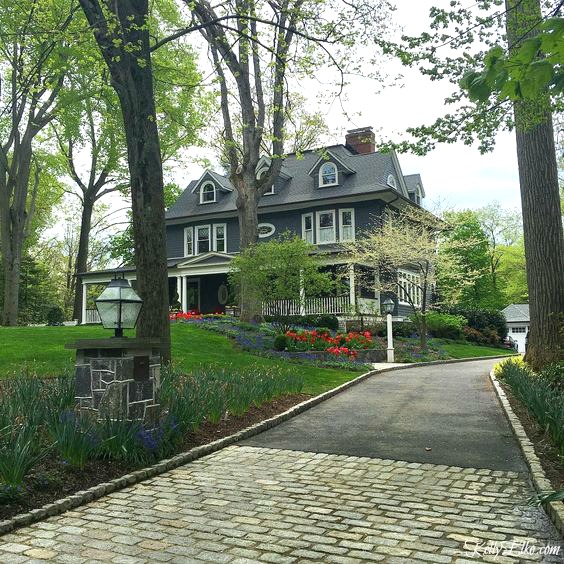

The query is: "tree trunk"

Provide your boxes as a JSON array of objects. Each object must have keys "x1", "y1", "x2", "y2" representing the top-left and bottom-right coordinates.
[
  {"x1": 514, "y1": 116, "x2": 564, "y2": 368},
  {"x1": 506, "y1": 0, "x2": 564, "y2": 369},
  {"x1": 79, "y1": 0, "x2": 171, "y2": 362},
  {"x1": 2, "y1": 246, "x2": 22, "y2": 326},
  {"x1": 236, "y1": 177, "x2": 260, "y2": 322},
  {"x1": 72, "y1": 197, "x2": 94, "y2": 322}
]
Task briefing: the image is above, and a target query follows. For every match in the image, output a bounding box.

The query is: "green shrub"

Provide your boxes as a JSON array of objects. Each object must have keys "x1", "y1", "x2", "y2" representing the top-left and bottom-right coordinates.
[
  {"x1": 273, "y1": 334, "x2": 289, "y2": 351},
  {"x1": 46, "y1": 306, "x2": 65, "y2": 326},
  {"x1": 423, "y1": 312, "x2": 467, "y2": 340},
  {"x1": 393, "y1": 321, "x2": 418, "y2": 338},
  {"x1": 264, "y1": 314, "x2": 339, "y2": 331},
  {"x1": 442, "y1": 306, "x2": 507, "y2": 339}
]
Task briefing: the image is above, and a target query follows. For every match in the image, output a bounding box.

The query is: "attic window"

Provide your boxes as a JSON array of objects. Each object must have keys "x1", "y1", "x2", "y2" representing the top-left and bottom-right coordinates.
[
  {"x1": 387, "y1": 174, "x2": 397, "y2": 189},
  {"x1": 319, "y1": 162, "x2": 338, "y2": 187},
  {"x1": 200, "y1": 181, "x2": 216, "y2": 204}
]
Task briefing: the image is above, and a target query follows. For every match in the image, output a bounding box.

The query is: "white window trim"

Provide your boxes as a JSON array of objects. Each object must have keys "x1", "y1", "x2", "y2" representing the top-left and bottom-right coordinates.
[
  {"x1": 302, "y1": 213, "x2": 314, "y2": 243},
  {"x1": 339, "y1": 208, "x2": 355, "y2": 242},
  {"x1": 397, "y1": 269, "x2": 422, "y2": 307},
  {"x1": 258, "y1": 223, "x2": 276, "y2": 238},
  {"x1": 263, "y1": 184, "x2": 275, "y2": 195},
  {"x1": 316, "y1": 210, "x2": 336, "y2": 245},
  {"x1": 183, "y1": 226, "x2": 194, "y2": 257},
  {"x1": 387, "y1": 174, "x2": 397, "y2": 189},
  {"x1": 195, "y1": 224, "x2": 212, "y2": 254},
  {"x1": 319, "y1": 162, "x2": 339, "y2": 188},
  {"x1": 213, "y1": 223, "x2": 227, "y2": 253},
  {"x1": 199, "y1": 181, "x2": 216, "y2": 204}
]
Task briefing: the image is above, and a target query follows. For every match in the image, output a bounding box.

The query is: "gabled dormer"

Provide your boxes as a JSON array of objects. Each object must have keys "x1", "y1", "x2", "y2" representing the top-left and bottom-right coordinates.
[
  {"x1": 255, "y1": 155, "x2": 292, "y2": 197},
  {"x1": 404, "y1": 174, "x2": 426, "y2": 206},
  {"x1": 191, "y1": 171, "x2": 233, "y2": 205},
  {"x1": 308, "y1": 149, "x2": 356, "y2": 189}
]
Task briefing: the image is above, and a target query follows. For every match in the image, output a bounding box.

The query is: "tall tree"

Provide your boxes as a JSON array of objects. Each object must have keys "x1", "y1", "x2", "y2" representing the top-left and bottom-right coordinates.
[
  {"x1": 78, "y1": 0, "x2": 170, "y2": 359},
  {"x1": 504, "y1": 0, "x2": 563, "y2": 368},
  {"x1": 53, "y1": 15, "x2": 207, "y2": 323},
  {"x1": 186, "y1": 0, "x2": 392, "y2": 320},
  {"x1": 0, "y1": 0, "x2": 77, "y2": 325},
  {"x1": 380, "y1": 0, "x2": 564, "y2": 368}
]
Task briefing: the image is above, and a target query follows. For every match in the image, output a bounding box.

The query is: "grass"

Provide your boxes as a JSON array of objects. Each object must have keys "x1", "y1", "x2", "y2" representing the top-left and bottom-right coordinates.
[
  {"x1": 0, "y1": 324, "x2": 364, "y2": 396},
  {"x1": 440, "y1": 342, "x2": 512, "y2": 359}
]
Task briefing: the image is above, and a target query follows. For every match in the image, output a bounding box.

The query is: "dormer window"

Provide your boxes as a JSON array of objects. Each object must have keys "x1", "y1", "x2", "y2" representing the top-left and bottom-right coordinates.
[
  {"x1": 319, "y1": 162, "x2": 338, "y2": 187},
  {"x1": 264, "y1": 185, "x2": 275, "y2": 195},
  {"x1": 200, "y1": 181, "x2": 216, "y2": 204},
  {"x1": 387, "y1": 174, "x2": 397, "y2": 189}
]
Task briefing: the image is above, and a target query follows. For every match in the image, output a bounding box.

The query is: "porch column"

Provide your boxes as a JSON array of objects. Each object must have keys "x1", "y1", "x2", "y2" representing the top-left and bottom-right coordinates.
[
  {"x1": 349, "y1": 264, "x2": 356, "y2": 308},
  {"x1": 181, "y1": 276, "x2": 188, "y2": 312},
  {"x1": 299, "y1": 270, "x2": 306, "y2": 316},
  {"x1": 81, "y1": 282, "x2": 87, "y2": 324},
  {"x1": 176, "y1": 276, "x2": 182, "y2": 307}
]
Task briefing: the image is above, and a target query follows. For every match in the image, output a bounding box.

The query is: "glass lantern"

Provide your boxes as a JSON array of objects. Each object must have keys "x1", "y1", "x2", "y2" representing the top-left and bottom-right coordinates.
[{"x1": 95, "y1": 275, "x2": 143, "y2": 337}]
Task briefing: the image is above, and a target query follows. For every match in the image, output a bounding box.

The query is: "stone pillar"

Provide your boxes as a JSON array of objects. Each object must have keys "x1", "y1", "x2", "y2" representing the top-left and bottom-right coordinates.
[{"x1": 68, "y1": 338, "x2": 161, "y2": 427}]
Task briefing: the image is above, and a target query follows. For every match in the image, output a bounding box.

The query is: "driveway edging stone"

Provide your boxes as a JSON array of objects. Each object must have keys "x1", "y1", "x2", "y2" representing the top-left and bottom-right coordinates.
[
  {"x1": 489, "y1": 368, "x2": 564, "y2": 537},
  {"x1": 0, "y1": 356, "x2": 510, "y2": 536}
]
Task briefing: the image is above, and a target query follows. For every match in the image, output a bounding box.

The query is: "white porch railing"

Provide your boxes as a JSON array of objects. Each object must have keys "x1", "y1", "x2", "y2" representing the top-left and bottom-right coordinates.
[
  {"x1": 85, "y1": 309, "x2": 101, "y2": 324},
  {"x1": 263, "y1": 295, "x2": 351, "y2": 316}
]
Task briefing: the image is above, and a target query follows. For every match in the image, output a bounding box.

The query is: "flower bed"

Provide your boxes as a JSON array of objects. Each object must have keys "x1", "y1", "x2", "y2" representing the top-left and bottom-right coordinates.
[
  {"x1": 495, "y1": 358, "x2": 564, "y2": 457},
  {"x1": 0, "y1": 366, "x2": 304, "y2": 518},
  {"x1": 283, "y1": 329, "x2": 374, "y2": 359}
]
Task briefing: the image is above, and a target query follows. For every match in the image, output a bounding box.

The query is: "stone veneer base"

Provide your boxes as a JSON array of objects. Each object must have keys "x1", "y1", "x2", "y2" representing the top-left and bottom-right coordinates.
[
  {"x1": 490, "y1": 368, "x2": 564, "y2": 538},
  {"x1": 0, "y1": 355, "x2": 515, "y2": 536}
]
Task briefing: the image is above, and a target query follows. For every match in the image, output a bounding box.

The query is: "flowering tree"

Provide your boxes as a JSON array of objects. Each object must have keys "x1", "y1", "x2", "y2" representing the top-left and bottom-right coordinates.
[
  {"x1": 229, "y1": 234, "x2": 333, "y2": 332},
  {"x1": 347, "y1": 207, "x2": 478, "y2": 350}
]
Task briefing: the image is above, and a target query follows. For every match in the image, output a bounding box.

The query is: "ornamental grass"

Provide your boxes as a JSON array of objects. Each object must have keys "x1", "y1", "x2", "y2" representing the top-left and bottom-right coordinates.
[{"x1": 0, "y1": 365, "x2": 303, "y2": 500}]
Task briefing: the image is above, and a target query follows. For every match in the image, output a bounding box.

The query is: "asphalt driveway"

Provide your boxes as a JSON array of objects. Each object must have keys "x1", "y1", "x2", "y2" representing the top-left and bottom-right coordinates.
[{"x1": 243, "y1": 358, "x2": 526, "y2": 470}]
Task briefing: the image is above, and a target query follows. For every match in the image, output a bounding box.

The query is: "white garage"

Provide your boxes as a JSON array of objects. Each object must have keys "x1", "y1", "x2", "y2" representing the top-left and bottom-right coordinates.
[{"x1": 502, "y1": 304, "x2": 529, "y2": 353}]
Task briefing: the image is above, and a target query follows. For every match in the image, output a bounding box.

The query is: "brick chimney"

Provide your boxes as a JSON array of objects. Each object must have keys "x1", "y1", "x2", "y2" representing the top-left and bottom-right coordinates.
[{"x1": 345, "y1": 127, "x2": 375, "y2": 154}]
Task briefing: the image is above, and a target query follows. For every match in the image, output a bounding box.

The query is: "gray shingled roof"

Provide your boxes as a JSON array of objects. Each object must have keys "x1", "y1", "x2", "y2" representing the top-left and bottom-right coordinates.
[
  {"x1": 166, "y1": 145, "x2": 413, "y2": 220},
  {"x1": 502, "y1": 304, "x2": 530, "y2": 323},
  {"x1": 404, "y1": 174, "x2": 426, "y2": 197}
]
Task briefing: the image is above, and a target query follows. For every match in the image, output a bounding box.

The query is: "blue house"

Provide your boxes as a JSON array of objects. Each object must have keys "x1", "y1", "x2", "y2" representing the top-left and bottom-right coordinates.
[{"x1": 79, "y1": 127, "x2": 426, "y2": 323}]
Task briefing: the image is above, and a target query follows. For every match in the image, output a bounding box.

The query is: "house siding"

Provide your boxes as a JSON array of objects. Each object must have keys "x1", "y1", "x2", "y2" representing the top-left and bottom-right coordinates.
[{"x1": 166, "y1": 199, "x2": 386, "y2": 259}]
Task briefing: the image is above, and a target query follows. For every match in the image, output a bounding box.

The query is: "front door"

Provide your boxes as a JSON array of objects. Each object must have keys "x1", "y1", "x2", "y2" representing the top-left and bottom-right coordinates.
[{"x1": 186, "y1": 279, "x2": 201, "y2": 312}]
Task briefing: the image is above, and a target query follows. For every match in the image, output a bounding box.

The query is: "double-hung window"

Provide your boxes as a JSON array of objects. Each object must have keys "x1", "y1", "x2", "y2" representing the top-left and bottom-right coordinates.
[
  {"x1": 339, "y1": 209, "x2": 355, "y2": 241},
  {"x1": 397, "y1": 270, "x2": 422, "y2": 307},
  {"x1": 319, "y1": 162, "x2": 338, "y2": 187},
  {"x1": 316, "y1": 210, "x2": 336, "y2": 244},
  {"x1": 213, "y1": 224, "x2": 227, "y2": 253},
  {"x1": 196, "y1": 225, "x2": 211, "y2": 254},
  {"x1": 184, "y1": 227, "x2": 193, "y2": 256},
  {"x1": 302, "y1": 213, "x2": 314, "y2": 244}
]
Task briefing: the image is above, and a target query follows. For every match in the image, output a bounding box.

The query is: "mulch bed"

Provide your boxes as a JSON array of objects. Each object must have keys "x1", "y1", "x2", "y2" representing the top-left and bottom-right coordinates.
[
  {"x1": 0, "y1": 393, "x2": 310, "y2": 522},
  {"x1": 499, "y1": 381, "x2": 564, "y2": 493}
]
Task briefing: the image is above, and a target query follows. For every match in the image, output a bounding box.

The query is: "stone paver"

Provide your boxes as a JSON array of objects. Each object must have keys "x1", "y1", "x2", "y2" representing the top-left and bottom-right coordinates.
[{"x1": 0, "y1": 445, "x2": 561, "y2": 563}]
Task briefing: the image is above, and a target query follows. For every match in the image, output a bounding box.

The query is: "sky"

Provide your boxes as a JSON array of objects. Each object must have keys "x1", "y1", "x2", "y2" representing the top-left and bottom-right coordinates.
[{"x1": 171, "y1": 0, "x2": 522, "y2": 214}]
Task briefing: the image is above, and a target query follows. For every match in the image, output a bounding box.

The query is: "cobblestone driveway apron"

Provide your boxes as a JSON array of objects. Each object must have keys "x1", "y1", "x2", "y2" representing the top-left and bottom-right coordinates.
[{"x1": 1, "y1": 360, "x2": 562, "y2": 563}]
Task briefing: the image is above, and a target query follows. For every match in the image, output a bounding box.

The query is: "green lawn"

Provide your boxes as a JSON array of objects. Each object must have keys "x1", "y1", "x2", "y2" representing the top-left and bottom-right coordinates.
[
  {"x1": 440, "y1": 342, "x2": 513, "y2": 359},
  {"x1": 0, "y1": 324, "x2": 364, "y2": 396}
]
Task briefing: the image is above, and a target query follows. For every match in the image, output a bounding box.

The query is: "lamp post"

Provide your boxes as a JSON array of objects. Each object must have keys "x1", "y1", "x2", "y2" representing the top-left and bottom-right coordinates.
[
  {"x1": 95, "y1": 273, "x2": 143, "y2": 338},
  {"x1": 381, "y1": 297, "x2": 395, "y2": 363}
]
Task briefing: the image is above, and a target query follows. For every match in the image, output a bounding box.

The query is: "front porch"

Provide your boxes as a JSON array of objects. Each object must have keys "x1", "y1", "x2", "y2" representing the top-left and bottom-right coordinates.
[{"x1": 79, "y1": 255, "x2": 385, "y2": 324}]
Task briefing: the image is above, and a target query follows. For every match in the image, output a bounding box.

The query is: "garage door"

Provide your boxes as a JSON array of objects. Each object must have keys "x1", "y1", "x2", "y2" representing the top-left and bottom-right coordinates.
[{"x1": 510, "y1": 326, "x2": 528, "y2": 353}]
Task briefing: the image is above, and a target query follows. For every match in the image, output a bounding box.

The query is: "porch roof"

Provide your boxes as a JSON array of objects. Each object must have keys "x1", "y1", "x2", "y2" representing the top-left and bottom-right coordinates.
[{"x1": 78, "y1": 253, "x2": 234, "y2": 283}]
